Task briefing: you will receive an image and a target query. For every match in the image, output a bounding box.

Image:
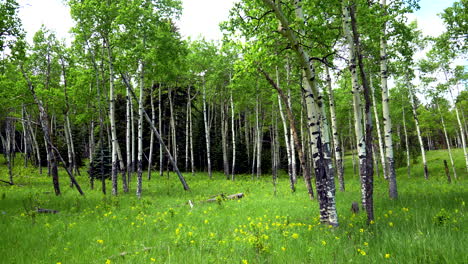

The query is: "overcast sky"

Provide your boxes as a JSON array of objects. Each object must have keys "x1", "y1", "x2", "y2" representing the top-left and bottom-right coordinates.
[{"x1": 17, "y1": 0, "x2": 456, "y2": 44}]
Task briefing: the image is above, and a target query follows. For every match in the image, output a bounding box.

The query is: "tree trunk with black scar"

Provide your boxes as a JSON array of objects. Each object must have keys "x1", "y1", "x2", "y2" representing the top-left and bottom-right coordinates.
[
  {"x1": 261, "y1": 0, "x2": 338, "y2": 226},
  {"x1": 350, "y1": 3, "x2": 375, "y2": 222},
  {"x1": 326, "y1": 67, "x2": 344, "y2": 191},
  {"x1": 342, "y1": 1, "x2": 367, "y2": 209}
]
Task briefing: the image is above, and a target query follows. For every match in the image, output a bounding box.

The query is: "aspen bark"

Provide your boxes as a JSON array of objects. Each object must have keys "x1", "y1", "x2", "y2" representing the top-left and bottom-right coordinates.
[
  {"x1": 326, "y1": 66, "x2": 344, "y2": 191},
  {"x1": 342, "y1": 2, "x2": 367, "y2": 209},
  {"x1": 408, "y1": 80, "x2": 428, "y2": 179},
  {"x1": 276, "y1": 66, "x2": 294, "y2": 191},
  {"x1": 189, "y1": 92, "x2": 195, "y2": 175},
  {"x1": 169, "y1": 88, "x2": 177, "y2": 165},
  {"x1": 370, "y1": 77, "x2": 387, "y2": 179},
  {"x1": 262, "y1": 0, "x2": 338, "y2": 226},
  {"x1": 202, "y1": 77, "x2": 212, "y2": 179},
  {"x1": 437, "y1": 102, "x2": 457, "y2": 179},
  {"x1": 159, "y1": 84, "x2": 163, "y2": 177},
  {"x1": 148, "y1": 84, "x2": 156, "y2": 180},
  {"x1": 185, "y1": 87, "x2": 190, "y2": 172},
  {"x1": 288, "y1": 89, "x2": 297, "y2": 183},
  {"x1": 137, "y1": 61, "x2": 144, "y2": 198},
  {"x1": 349, "y1": 3, "x2": 375, "y2": 221},
  {"x1": 121, "y1": 74, "x2": 190, "y2": 191},
  {"x1": 380, "y1": 0, "x2": 397, "y2": 199},
  {"x1": 449, "y1": 86, "x2": 468, "y2": 172},
  {"x1": 5, "y1": 120, "x2": 14, "y2": 185},
  {"x1": 127, "y1": 84, "x2": 133, "y2": 185},
  {"x1": 231, "y1": 90, "x2": 236, "y2": 180},
  {"x1": 106, "y1": 40, "x2": 118, "y2": 196},
  {"x1": 402, "y1": 107, "x2": 411, "y2": 177},
  {"x1": 221, "y1": 100, "x2": 230, "y2": 178},
  {"x1": 259, "y1": 67, "x2": 314, "y2": 200},
  {"x1": 256, "y1": 95, "x2": 262, "y2": 178},
  {"x1": 22, "y1": 68, "x2": 84, "y2": 196},
  {"x1": 21, "y1": 106, "x2": 28, "y2": 168}
]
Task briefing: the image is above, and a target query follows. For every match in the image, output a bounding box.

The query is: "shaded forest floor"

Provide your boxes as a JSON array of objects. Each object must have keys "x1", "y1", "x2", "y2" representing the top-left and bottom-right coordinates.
[{"x1": 0, "y1": 149, "x2": 466, "y2": 263}]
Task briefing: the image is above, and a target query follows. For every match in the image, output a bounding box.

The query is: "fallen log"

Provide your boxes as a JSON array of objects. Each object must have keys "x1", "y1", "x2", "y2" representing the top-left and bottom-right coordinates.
[
  {"x1": 186, "y1": 193, "x2": 245, "y2": 208},
  {"x1": 204, "y1": 193, "x2": 244, "y2": 203},
  {"x1": 36, "y1": 208, "x2": 59, "y2": 214},
  {"x1": 0, "y1": 179, "x2": 13, "y2": 185}
]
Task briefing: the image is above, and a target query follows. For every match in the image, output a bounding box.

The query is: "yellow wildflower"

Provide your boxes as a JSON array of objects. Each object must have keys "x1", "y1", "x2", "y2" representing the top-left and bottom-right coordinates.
[
  {"x1": 204, "y1": 219, "x2": 209, "y2": 224},
  {"x1": 389, "y1": 222, "x2": 394, "y2": 227},
  {"x1": 105, "y1": 260, "x2": 111, "y2": 264},
  {"x1": 150, "y1": 258, "x2": 156, "y2": 262},
  {"x1": 291, "y1": 233, "x2": 299, "y2": 239},
  {"x1": 385, "y1": 253, "x2": 390, "y2": 259},
  {"x1": 242, "y1": 260, "x2": 248, "y2": 264},
  {"x1": 281, "y1": 247, "x2": 286, "y2": 251},
  {"x1": 364, "y1": 242, "x2": 368, "y2": 246},
  {"x1": 359, "y1": 228, "x2": 364, "y2": 233},
  {"x1": 321, "y1": 240, "x2": 327, "y2": 246},
  {"x1": 97, "y1": 239, "x2": 104, "y2": 244}
]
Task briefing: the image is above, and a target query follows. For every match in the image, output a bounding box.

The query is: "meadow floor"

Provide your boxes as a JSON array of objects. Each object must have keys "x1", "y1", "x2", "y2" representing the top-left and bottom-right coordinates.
[{"x1": 0, "y1": 149, "x2": 467, "y2": 263}]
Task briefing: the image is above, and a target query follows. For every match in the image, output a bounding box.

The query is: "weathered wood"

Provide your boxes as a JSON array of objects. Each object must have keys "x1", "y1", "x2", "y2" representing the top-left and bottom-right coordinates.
[
  {"x1": 36, "y1": 208, "x2": 59, "y2": 214},
  {"x1": 444, "y1": 160, "x2": 451, "y2": 183},
  {"x1": 351, "y1": 202, "x2": 359, "y2": 214},
  {"x1": 206, "y1": 193, "x2": 244, "y2": 203}
]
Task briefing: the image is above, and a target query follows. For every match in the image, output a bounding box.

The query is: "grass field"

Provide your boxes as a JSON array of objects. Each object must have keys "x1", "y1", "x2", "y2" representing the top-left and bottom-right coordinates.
[{"x1": 0, "y1": 149, "x2": 466, "y2": 263}]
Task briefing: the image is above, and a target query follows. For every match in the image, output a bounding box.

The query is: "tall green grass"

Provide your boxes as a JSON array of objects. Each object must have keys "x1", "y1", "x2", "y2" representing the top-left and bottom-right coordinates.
[{"x1": 0, "y1": 149, "x2": 466, "y2": 263}]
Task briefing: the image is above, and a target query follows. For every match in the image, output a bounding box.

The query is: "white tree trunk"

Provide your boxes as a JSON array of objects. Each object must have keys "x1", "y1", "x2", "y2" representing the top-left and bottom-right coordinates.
[
  {"x1": 136, "y1": 61, "x2": 144, "y2": 198},
  {"x1": 380, "y1": 0, "x2": 397, "y2": 199},
  {"x1": 370, "y1": 77, "x2": 387, "y2": 180},
  {"x1": 288, "y1": 89, "x2": 297, "y2": 183},
  {"x1": 342, "y1": 2, "x2": 366, "y2": 208},
  {"x1": 261, "y1": 0, "x2": 338, "y2": 226},
  {"x1": 449, "y1": 86, "x2": 468, "y2": 172},
  {"x1": 147, "y1": 84, "x2": 155, "y2": 180},
  {"x1": 185, "y1": 87, "x2": 190, "y2": 172},
  {"x1": 437, "y1": 102, "x2": 457, "y2": 179},
  {"x1": 326, "y1": 66, "x2": 345, "y2": 191},
  {"x1": 126, "y1": 84, "x2": 132, "y2": 187},
  {"x1": 408, "y1": 81, "x2": 428, "y2": 179},
  {"x1": 189, "y1": 94, "x2": 195, "y2": 175},
  {"x1": 107, "y1": 41, "x2": 118, "y2": 196},
  {"x1": 276, "y1": 66, "x2": 294, "y2": 191},
  {"x1": 402, "y1": 107, "x2": 411, "y2": 177},
  {"x1": 169, "y1": 88, "x2": 177, "y2": 165},
  {"x1": 221, "y1": 100, "x2": 230, "y2": 177},
  {"x1": 256, "y1": 94, "x2": 262, "y2": 178},
  {"x1": 231, "y1": 90, "x2": 236, "y2": 180},
  {"x1": 202, "y1": 76, "x2": 212, "y2": 179},
  {"x1": 159, "y1": 84, "x2": 163, "y2": 177}
]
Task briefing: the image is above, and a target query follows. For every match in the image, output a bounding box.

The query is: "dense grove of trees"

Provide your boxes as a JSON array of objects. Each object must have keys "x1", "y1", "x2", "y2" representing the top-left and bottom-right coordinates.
[{"x1": 0, "y1": 0, "x2": 466, "y2": 226}]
